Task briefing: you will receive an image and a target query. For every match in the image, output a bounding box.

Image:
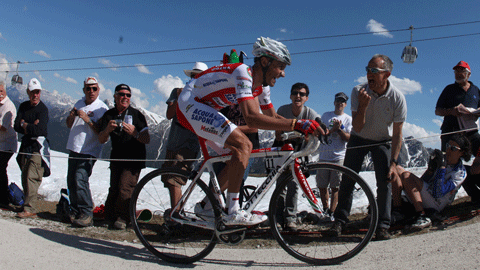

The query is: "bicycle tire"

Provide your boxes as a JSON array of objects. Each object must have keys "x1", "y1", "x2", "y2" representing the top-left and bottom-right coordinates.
[
  {"x1": 129, "y1": 168, "x2": 219, "y2": 264},
  {"x1": 269, "y1": 162, "x2": 378, "y2": 265}
]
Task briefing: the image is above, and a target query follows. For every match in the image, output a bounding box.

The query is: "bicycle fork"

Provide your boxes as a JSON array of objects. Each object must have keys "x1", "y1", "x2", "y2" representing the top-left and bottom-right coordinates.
[{"x1": 293, "y1": 158, "x2": 324, "y2": 217}]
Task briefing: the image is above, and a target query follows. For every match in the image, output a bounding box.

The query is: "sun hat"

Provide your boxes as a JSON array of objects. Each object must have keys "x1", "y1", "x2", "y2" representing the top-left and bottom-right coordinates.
[
  {"x1": 184, "y1": 62, "x2": 208, "y2": 77},
  {"x1": 453, "y1": 61, "x2": 471, "y2": 73},
  {"x1": 27, "y1": 78, "x2": 42, "y2": 91},
  {"x1": 84, "y1": 77, "x2": 98, "y2": 85}
]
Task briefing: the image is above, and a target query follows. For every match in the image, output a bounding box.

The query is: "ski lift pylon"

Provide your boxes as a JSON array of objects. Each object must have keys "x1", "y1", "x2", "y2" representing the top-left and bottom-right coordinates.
[{"x1": 401, "y1": 25, "x2": 418, "y2": 64}]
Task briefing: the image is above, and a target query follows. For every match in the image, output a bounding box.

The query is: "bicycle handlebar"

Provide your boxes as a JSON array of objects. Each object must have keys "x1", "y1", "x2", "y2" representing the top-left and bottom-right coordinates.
[{"x1": 281, "y1": 132, "x2": 320, "y2": 159}]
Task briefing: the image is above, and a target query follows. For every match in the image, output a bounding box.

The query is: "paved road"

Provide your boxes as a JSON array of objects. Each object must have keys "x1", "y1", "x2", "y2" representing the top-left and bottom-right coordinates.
[{"x1": 0, "y1": 218, "x2": 479, "y2": 269}]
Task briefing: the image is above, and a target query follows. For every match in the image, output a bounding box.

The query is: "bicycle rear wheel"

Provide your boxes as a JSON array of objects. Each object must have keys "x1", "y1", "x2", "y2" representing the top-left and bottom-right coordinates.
[
  {"x1": 269, "y1": 162, "x2": 378, "y2": 265},
  {"x1": 129, "y1": 168, "x2": 218, "y2": 264}
]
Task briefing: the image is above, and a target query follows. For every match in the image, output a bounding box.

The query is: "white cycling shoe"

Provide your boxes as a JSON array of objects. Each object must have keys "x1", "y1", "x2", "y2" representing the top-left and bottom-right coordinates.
[{"x1": 223, "y1": 209, "x2": 267, "y2": 226}]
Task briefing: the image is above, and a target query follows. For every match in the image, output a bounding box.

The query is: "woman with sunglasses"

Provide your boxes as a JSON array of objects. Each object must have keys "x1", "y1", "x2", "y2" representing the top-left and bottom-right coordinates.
[{"x1": 392, "y1": 133, "x2": 471, "y2": 230}]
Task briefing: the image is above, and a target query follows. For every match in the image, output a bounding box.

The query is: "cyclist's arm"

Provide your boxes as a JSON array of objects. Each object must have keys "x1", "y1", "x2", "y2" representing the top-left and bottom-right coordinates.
[{"x1": 239, "y1": 98, "x2": 294, "y2": 131}]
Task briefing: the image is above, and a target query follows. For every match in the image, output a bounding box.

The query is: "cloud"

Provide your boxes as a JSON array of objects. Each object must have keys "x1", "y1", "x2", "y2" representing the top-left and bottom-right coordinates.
[
  {"x1": 148, "y1": 37, "x2": 157, "y2": 43},
  {"x1": 130, "y1": 87, "x2": 149, "y2": 108},
  {"x1": 0, "y1": 33, "x2": 5, "y2": 41},
  {"x1": 53, "y1": 72, "x2": 78, "y2": 84},
  {"x1": 432, "y1": 118, "x2": 443, "y2": 127},
  {"x1": 150, "y1": 103, "x2": 168, "y2": 117},
  {"x1": 279, "y1": 28, "x2": 287, "y2": 33},
  {"x1": 135, "y1": 64, "x2": 152, "y2": 74},
  {"x1": 98, "y1": 58, "x2": 119, "y2": 71},
  {"x1": 355, "y1": 75, "x2": 422, "y2": 95},
  {"x1": 366, "y1": 19, "x2": 393, "y2": 38},
  {"x1": 153, "y1": 75, "x2": 184, "y2": 98},
  {"x1": 34, "y1": 50, "x2": 51, "y2": 58},
  {"x1": 34, "y1": 71, "x2": 45, "y2": 82},
  {"x1": 403, "y1": 122, "x2": 440, "y2": 149}
]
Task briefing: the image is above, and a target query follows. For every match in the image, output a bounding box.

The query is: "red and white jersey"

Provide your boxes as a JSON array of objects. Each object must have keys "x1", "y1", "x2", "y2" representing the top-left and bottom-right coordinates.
[{"x1": 183, "y1": 63, "x2": 273, "y2": 111}]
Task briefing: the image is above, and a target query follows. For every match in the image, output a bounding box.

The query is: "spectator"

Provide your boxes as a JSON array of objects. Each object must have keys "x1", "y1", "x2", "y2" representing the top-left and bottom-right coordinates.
[
  {"x1": 14, "y1": 78, "x2": 50, "y2": 218},
  {"x1": 331, "y1": 54, "x2": 407, "y2": 240},
  {"x1": 392, "y1": 133, "x2": 470, "y2": 229},
  {"x1": 65, "y1": 77, "x2": 108, "y2": 227},
  {"x1": 274, "y1": 82, "x2": 320, "y2": 231},
  {"x1": 161, "y1": 62, "x2": 208, "y2": 216},
  {"x1": 0, "y1": 81, "x2": 17, "y2": 208},
  {"x1": 98, "y1": 83, "x2": 150, "y2": 230},
  {"x1": 316, "y1": 92, "x2": 352, "y2": 220},
  {"x1": 435, "y1": 61, "x2": 480, "y2": 154}
]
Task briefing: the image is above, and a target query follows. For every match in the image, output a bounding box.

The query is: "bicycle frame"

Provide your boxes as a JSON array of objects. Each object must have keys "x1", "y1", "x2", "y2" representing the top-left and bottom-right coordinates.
[{"x1": 169, "y1": 134, "x2": 322, "y2": 229}]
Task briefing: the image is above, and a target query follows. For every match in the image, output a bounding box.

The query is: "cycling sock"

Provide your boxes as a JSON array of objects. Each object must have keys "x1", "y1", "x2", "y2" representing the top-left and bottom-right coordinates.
[{"x1": 227, "y1": 192, "x2": 240, "y2": 215}]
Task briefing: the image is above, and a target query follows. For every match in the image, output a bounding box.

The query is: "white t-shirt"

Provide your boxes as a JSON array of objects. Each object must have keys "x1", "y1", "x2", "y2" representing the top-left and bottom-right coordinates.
[
  {"x1": 0, "y1": 96, "x2": 17, "y2": 152},
  {"x1": 66, "y1": 97, "x2": 108, "y2": 157},
  {"x1": 317, "y1": 111, "x2": 352, "y2": 161}
]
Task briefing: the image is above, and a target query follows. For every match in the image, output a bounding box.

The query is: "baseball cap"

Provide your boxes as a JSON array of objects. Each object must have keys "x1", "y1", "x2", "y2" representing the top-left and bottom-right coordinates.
[
  {"x1": 27, "y1": 78, "x2": 42, "y2": 91},
  {"x1": 453, "y1": 61, "x2": 471, "y2": 73},
  {"x1": 115, "y1": 83, "x2": 131, "y2": 92},
  {"x1": 84, "y1": 76, "x2": 98, "y2": 85},
  {"x1": 335, "y1": 92, "x2": 348, "y2": 102}
]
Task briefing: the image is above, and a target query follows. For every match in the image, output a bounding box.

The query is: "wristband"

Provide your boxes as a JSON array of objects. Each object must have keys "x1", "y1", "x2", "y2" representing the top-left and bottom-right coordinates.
[
  {"x1": 291, "y1": 119, "x2": 297, "y2": 131},
  {"x1": 390, "y1": 158, "x2": 398, "y2": 165}
]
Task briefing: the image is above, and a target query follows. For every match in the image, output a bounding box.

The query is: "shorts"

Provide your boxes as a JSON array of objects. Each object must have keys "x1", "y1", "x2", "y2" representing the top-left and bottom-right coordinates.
[
  {"x1": 161, "y1": 148, "x2": 198, "y2": 188},
  {"x1": 176, "y1": 88, "x2": 237, "y2": 146},
  {"x1": 418, "y1": 182, "x2": 454, "y2": 212},
  {"x1": 316, "y1": 159, "x2": 344, "y2": 189}
]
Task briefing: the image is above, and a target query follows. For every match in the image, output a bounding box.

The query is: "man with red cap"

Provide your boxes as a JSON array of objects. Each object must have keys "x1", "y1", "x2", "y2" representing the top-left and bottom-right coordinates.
[{"x1": 436, "y1": 61, "x2": 480, "y2": 154}]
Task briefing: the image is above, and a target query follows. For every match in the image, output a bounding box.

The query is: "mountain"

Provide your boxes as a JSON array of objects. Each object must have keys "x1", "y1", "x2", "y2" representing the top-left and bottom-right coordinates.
[{"x1": 6, "y1": 84, "x2": 432, "y2": 172}]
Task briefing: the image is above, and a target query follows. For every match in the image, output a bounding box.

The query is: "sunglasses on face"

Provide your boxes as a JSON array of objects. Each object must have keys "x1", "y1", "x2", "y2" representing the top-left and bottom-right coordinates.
[
  {"x1": 116, "y1": 92, "x2": 131, "y2": 98},
  {"x1": 446, "y1": 142, "x2": 461, "y2": 152},
  {"x1": 85, "y1": 87, "x2": 98, "y2": 92},
  {"x1": 291, "y1": 91, "x2": 307, "y2": 97},
  {"x1": 365, "y1": 67, "x2": 388, "y2": 74}
]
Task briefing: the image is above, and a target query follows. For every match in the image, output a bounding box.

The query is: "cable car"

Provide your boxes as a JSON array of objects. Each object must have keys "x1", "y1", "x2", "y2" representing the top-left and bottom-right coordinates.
[
  {"x1": 401, "y1": 25, "x2": 418, "y2": 64},
  {"x1": 11, "y1": 74, "x2": 23, "y2": 85}
]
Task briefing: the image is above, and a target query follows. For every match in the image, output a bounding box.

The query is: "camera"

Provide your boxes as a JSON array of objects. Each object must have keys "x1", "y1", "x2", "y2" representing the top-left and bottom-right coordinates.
[{"x1": 113, "y1": 119, "x2": 123, "y2": 135}]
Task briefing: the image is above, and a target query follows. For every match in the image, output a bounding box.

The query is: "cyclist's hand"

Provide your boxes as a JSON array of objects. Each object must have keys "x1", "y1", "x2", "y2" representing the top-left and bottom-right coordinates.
[{"x1": 294, "y1": 119, "x2": 320, "y2": 136}]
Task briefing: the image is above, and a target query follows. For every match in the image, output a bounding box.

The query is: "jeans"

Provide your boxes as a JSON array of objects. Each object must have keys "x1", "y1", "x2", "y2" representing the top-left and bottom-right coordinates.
[
  {"x1": 67, "y1": 151, "x2": 96, "y2": 217},
  {"x1": 0, "y1": 151, "x2": 14, "y2": 205},
  {"x1": 334, "y1": 135, "x2": 392, "y2": 229}
]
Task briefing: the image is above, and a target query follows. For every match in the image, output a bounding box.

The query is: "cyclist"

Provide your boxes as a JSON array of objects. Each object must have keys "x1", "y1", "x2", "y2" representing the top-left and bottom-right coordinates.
[{"x1": 176, "y1": 37, "x2": 324, "y2": 226}]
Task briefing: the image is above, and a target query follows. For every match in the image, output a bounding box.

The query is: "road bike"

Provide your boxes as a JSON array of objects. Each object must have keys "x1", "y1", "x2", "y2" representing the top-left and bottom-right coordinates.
[{"x1": 130, "y1": 133, "x2": 378, "y2": 265}]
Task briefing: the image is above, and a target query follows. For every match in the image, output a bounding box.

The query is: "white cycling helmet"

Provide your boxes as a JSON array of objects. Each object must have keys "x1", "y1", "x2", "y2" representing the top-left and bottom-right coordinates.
[{"x1": 252, "y1": 37, "x2": 291, "y2": 65}]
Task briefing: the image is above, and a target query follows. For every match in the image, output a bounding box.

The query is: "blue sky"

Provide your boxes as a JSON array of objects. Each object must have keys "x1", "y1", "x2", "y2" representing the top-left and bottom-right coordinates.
[{"x1": 1, "y1": 0, "x2": 480, "y2": 149}]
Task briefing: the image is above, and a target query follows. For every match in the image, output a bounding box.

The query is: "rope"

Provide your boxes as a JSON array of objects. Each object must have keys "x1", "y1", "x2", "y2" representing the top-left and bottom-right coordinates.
[{"x1": 4, "y1": 128, "x2": 475, "y2": 164}]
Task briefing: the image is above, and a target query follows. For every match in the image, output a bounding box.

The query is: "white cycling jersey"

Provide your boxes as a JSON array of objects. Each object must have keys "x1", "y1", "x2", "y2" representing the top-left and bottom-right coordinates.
[{"x1": 176, "y1": 63, "x2": 272, "y2": 146}]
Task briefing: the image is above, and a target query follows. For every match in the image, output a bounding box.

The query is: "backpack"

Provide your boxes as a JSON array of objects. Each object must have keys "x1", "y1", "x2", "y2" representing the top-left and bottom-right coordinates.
[
  {"x1": 8, "y1": 183, "x2": 24, "y2": 206},
  {"x1": 56, "y1": 189, "x2": 76, "y2": 222}
]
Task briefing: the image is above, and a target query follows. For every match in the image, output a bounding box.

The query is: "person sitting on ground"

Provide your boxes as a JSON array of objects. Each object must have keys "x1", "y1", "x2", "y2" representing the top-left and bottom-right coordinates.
[{"x1": 391, "y1": 133, "x2": 470, "y2": 230}]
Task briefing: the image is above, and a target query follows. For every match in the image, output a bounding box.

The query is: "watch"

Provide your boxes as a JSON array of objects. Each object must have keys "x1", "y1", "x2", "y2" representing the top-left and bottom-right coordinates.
[{"x1": 390, "y1": 158, "x2": 398, "y2": 165}]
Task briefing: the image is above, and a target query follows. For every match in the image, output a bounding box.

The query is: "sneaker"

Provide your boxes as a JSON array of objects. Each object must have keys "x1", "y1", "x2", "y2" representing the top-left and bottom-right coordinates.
[
  {"x1": 326, "y1": 221, "x2": 343, "y2": 237},
  {"x1": 374, "y1": 227, "x2": 391, "y2": 241},
  {"x1": 285, "y1": 221, "x2": 298, "y2": 231},
  {"x1": 113, "y1": 217, "x2": 127, "y2": 230},
  {"x1": 72, "y1": 213, "x2": 93, "y2": 227},
  {"x1": 223, "y1": 210, "x2": 267, "y2": 226},
  {"x1": 410, "y1": 214, "x2": 431, "y2": 230},
  {"x1": 320, "y1": 208, "x2": 335, "y2": 222},
  {"x1": 194, "y1": 202, "x2": 214, "y2": 222}
]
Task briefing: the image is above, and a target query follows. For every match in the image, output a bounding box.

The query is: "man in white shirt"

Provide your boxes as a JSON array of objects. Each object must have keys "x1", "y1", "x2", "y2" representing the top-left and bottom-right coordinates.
[
  {"x1": 65, "y1": 77, "x2": 108, "y2": 227},
  {"x1": 316, "y1": 92, "x2": 352, "y2": 220},
  {"x1": 0, "y1": 81, "x2": 17, "y2": 207}
]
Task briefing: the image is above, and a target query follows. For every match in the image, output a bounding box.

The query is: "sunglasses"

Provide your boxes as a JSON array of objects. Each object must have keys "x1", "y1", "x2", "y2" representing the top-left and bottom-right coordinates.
[
  {"x1": 85, "y1": 87, "x2": 98, "y2": 92},
  {"x1": 365, "y1": 67, "x2": 388, "y2": 74},
  {"x1": 291, "y1": 91, "x2": 307, "y2": 97},
  {"x1": 446, "y1": 142, "x2": 461, "y2": 152},
  {"x1": 116, "y1": 92, "x2": 131, "y2": 98}
]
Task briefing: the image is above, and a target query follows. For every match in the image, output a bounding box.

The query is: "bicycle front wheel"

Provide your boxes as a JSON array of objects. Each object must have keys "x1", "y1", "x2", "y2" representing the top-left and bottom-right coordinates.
[
  {"x1": 129, "y1": 168, "x2": 218, "y2": 264},
  {"x1": 269, "y1": 162, "x2": 378, "y2": 265}
]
